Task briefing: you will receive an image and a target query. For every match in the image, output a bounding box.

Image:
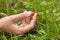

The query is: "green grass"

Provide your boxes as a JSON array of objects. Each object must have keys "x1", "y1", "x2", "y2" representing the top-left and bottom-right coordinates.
[{"x1": 0, "y1": 0, "x2": 60, "y2": 40}]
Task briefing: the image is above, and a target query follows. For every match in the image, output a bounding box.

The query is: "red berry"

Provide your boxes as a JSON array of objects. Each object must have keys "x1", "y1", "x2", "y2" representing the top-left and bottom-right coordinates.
[{"x1": 31, "y1": 12, "x2": 35, "y2": 16}]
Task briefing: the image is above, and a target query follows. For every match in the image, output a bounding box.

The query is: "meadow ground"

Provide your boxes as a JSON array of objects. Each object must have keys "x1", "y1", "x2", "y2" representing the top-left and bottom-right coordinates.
[{"x1": 0, "y1": 0, "x2": 60, "y2": 40}]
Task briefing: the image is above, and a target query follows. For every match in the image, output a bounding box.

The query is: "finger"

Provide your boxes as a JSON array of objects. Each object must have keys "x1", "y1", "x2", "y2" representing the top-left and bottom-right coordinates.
[
  {"x1": 22, "y1": 11, "x2": 32, "y2": 24},
  {"x1": 24, "y1": 17, "x2": 31, "y2": 24},
  {"x1": 7, "y1": 11, "x2": 32, "y2": 23},
  {"x1": 30, "y1": 13, "x2": 37, "y2": 25},
  {"x1": 11, "y1": 24, "x2": 27, "y2": 34},
  {"x1": 21, "y1": 17, "x2": 30, "y2": 25},
  {"x1": 12, "y1": 24, "x2": 35, "y2": 34},
  {"x1": 22, "y1": 11, "x2": 31, "y2": 24},
  {"x1": 22, "y1": 11, "x2": 29, "y2": 24},
  {"x1": 10, "y1": 24, "x2": 25, "y2": 34},
  {"x1": 22, "y1": 19, "x2": 26, "y2": 24}
]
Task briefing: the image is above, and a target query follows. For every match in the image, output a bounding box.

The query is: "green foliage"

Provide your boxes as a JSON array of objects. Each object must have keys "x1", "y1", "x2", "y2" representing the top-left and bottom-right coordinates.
[{"x1": 0, "y1": 0, "x2": 60, "y2": 40}]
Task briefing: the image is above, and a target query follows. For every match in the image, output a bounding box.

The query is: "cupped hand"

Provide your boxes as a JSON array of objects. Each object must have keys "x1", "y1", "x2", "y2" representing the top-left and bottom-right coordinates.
[{"x1": 0, "y1": 11, "x2": 37, "y2": 34}]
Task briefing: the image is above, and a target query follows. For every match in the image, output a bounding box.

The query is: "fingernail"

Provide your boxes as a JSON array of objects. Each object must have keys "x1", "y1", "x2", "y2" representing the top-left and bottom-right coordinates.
[
  {"x1": 24, "y1": 10, "x2": 27, "y2": 12},
  {"x1": 27, "y1": 11, "x2": 32, "y2": 16}
]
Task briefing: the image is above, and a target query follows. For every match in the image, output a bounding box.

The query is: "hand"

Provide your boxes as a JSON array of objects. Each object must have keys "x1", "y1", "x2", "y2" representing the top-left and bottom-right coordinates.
[{"x1": 0, "y1": 11, "x2": 37, "y2": 34}]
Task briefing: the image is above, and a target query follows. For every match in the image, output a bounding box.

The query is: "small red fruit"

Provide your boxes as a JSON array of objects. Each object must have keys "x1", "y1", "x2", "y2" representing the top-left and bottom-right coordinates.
[{"x1": 31, "y1": 12, "x2": 35, "y2": 16}]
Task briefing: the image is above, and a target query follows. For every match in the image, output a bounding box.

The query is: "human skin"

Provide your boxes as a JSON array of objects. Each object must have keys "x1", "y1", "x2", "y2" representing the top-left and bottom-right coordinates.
[{"x1": 0, "y1": 11, "x2": 37, "y2": 34}]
